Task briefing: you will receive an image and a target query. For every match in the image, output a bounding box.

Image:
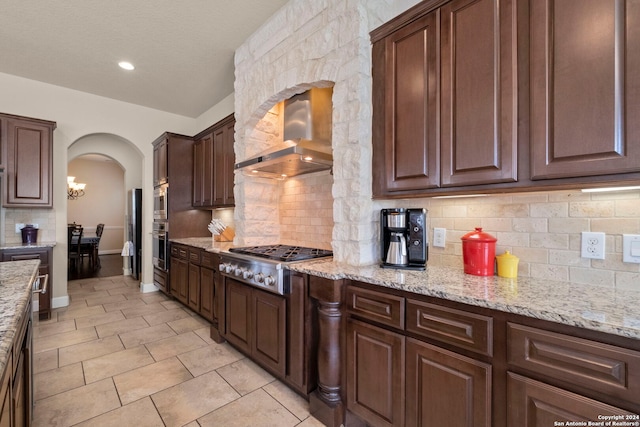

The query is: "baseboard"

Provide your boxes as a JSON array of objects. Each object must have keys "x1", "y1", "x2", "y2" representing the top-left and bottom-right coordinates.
[
  {"x1": 99, "y1": 249, "x2": 124, "y2": 255},
  {"x1": 53, "y1": 295, "x2": 70, "y2": 309},
  {"x1": 139, "y1": 282, "x2": 158, "y2": 293}
]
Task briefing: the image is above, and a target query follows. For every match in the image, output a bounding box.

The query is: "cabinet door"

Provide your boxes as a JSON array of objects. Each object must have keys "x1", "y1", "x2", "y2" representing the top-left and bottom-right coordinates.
[
  {"x1": 252, "y1": 289, "x2": 286, "y2": 376},
  {"x1": 170, "y1": 257, "x2": 189, "y2": 305},
  {"x1": 188, "y1": 263, "x2": 200, "y2": 312},
  {"x1": 507, "y1": 372, "x2": 634, "y2": 426},
  {"x1": 213, "y1": 118, "x2": 235, "y2": 207},
  {"x1": 346, "y1": 319, "x2": 405, "y2": 427},
  {"x1": 406, "y1": 338, "x2": 491, "y2": 427},
  {"x1": 153, "y1": 138, "x2": 168, "y2": 187},
  {"x1": 530, "y1": 0, "x2": 640, "y2": 179},
  {"x1": 0, "y1": 367, "x2": 10, "y2": 427},
  {"x1": 376, "y1": 10, "x2": 440, "y2": 194},
  {"x1": 192, "y1": 133, "x2": 214, "y2": 207},
  {"x1": 440, "y1": 0, "x2": 518, "y2": 186},
  {"x1": 200, "y1": 267, "x2": 215, "y2": 322},
  {"x1": 4, "y1": 117, "x2": 54, "y2": 207},
  {"x1": 224, "y1": 279, "x2": 251, "y2": 354}
]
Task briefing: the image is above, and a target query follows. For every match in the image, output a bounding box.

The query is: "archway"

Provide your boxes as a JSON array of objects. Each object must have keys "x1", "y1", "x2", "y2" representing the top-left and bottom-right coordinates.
[{"x1": 67, "y1": 133, "x2": 144, "y2": 277}]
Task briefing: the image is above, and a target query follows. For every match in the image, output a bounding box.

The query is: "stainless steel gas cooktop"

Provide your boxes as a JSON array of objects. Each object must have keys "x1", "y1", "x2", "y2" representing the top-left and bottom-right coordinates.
[
  {"x1": 229, "y1": 244, "x2": 333, "y2": 262},
  {"x1": 221, "y1": 244, "x2": 333, "y2": 295}
]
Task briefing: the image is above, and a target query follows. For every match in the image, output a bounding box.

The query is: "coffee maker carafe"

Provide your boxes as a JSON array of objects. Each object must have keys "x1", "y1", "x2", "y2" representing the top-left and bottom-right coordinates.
[{"x1": 381, "y1": 208, "x2": 427, "y2": 270}]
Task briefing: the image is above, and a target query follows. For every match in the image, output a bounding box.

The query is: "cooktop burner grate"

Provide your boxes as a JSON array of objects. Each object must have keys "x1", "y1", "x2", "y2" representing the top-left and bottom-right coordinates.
[{"x1": 229, "y1": 244, "x2": 333, "y2": 262}]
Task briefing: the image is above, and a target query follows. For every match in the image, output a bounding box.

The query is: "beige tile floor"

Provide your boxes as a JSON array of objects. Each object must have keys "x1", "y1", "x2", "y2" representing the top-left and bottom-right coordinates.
[{"x1": 33, "y1": 275, "x2": 326, "y2": 427}]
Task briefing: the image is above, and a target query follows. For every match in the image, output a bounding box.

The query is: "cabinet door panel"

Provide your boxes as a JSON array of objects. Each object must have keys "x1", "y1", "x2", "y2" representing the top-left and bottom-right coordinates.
[
  {"x1": 347, "y1": 319, "x2": 405, "y2": 427},
  {"x1": 4, "y1": 117, "x2": 53, "y2": 207},
  {"x1": 531, "y1": 0, "x2": 640, "y2": 179},
  {"x1": 170, "y1": 257, "x2": 189, "y2": 305},
  {"x1": 383, "y1": 10, "x2": 440, "y2": 192},
  {"x1": 441, "y1": 0, "x2": 518, "y2": 186},
  {"x1": 507, "y1": 372, "x2": 633, "y2": 426},
  {"x1": 200, "y1": 267, "x2": 215, "y2": 322},
  {"x1": 225, "y1": 279, "x2": 251, "y2": 354},
  {"x1": 406, "y1": 338, "x2": 491, "y2": 427},
  {"x1": 253, "y1": 289, "x2": 286, "y2": 376}
]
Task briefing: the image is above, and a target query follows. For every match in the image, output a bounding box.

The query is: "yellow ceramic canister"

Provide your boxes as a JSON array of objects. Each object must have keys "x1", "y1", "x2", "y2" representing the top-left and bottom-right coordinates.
[{"x1": 496, "y1": 251, "x2": 519, "y2": 278}]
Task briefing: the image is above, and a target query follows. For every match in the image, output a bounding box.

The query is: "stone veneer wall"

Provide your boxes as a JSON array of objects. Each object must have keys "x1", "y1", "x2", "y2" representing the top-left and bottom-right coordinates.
[
  {"x1": 234, "y1": 0, "x2": 397, "y2": 263},
  {"x1": 233, "y1": 0, "x2": 640, "y2": 290}
]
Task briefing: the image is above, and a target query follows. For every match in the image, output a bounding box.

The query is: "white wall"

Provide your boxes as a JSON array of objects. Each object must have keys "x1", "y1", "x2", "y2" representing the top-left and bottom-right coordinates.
[{"x1": 0, "y1": 71, "x2": 232, "y2": 308}]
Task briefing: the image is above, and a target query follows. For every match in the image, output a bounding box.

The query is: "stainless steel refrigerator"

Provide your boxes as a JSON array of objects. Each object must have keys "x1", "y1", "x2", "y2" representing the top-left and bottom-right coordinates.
[{"x1": 128, "y1": 188, "x2": 142, "y2": 280}]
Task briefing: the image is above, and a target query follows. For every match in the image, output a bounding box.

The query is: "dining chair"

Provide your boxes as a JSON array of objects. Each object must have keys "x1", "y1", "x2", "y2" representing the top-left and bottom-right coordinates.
[{"x1": 68, "y1": 226, "x2": 83, "y2": 271}]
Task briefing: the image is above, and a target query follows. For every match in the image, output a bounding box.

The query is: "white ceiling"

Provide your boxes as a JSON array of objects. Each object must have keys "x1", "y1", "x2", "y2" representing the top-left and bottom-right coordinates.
[{"x1": 0, "y1": 0, "x2": 289, "y2": 118}]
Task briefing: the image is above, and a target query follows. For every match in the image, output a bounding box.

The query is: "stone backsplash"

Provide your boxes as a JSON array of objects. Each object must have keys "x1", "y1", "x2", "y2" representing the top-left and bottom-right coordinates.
[{"x1": 3, "y1": 208, "x2": 56, "y2": 244}]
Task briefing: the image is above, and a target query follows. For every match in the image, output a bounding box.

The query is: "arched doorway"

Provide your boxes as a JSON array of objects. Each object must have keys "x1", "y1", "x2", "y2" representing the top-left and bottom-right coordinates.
[
  {"x1": 67, "y1": 154, "x2": 125, "y2": 278},
  {"x1": 67, "y1": 133, "x2": 144, "y2": 279}
]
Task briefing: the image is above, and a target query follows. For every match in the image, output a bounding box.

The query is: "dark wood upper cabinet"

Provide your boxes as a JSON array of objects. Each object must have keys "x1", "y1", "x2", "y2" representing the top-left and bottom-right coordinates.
[
  {"x1": 372, "y1": 0, "x2": 640, "y2": 198},
  {"x1": 1, "y1": 113, "x2": 55, "y2": 207},
  {"x1": 530, "y1": 0, "x2": 640, "y2": 179},
  {"x1": 192, "y1": 114, "x2": 235, "y2": 208},
  {"x1": 192, "y1": 132, "x2": 214, "y2": 207},
  {"x1": 440, "y1": 0, "x2": 518, "y2": 186},
  {"x1": 372, "y1": 0, "x2": 518, "y2": 197},
  {"x1": 377, "y1": 9, "x2": 440, "y2": 192},
  {"x1": 153, "y1": 136, "x2": 168, "y2": 187}
]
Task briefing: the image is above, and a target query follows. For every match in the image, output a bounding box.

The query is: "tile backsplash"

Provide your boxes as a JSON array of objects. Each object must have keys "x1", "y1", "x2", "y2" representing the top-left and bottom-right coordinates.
[
  {"x1": 401, "y1": 189, "x2": 640, "y2": 290},
  {"x1": 3, "y1": 208, "x2": 56, "y2": 244}
]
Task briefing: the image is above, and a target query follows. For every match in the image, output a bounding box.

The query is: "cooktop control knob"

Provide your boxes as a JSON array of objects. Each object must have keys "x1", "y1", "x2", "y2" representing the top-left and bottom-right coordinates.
[
  {"x1": 218, "y1": 263, "x2": 226, "y2": 272},
  {"x1": 234, "y1": 266, "x2": 243, "y2": 277},
  {"x1": 243, "y1": 270, "x2": 254, "y2": 280},
  {"x1": 255, "y1": 272, "x2": 265, "y2": 283},
  {"x1": 264, "y1": 275, "x2": 276, "y2": 287}
]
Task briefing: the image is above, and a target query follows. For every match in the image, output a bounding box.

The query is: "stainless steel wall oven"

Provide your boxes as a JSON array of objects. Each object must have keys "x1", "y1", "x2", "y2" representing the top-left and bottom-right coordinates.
[{"x1": 152, "y1": 221, "x2": 168, "y2": 271}]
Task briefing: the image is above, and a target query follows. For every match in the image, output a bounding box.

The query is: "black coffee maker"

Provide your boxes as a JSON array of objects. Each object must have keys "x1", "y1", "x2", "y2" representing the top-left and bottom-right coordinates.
[{"x1": 380, "y1": 208, "x2": 427, "y2": 270}]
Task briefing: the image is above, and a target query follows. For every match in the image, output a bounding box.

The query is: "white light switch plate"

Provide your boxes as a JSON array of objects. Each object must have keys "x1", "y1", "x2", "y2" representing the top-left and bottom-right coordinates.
[
  {"x1": 581, "y1": 232, "x2": 605, "y2": 260},
  {"x1": 15, "y1": 223, "x2": 25, "y2": 233},
  {"x1": 623, "y1": 234, "x2": 640, "y2": 264},
  {"x1": 433, "y1": 228, "x2": 446, "y2": 248}
]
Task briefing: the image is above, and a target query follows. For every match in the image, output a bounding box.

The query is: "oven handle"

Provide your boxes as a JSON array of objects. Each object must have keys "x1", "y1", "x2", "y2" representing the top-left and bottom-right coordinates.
[{"x1": 32, "y1": 274, "x2": 49, "y2": 295}]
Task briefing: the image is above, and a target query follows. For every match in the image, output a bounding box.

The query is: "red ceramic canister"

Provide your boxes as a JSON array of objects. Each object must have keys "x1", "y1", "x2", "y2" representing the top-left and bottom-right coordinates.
[{"x1": 461, "y1": 227, "x2": 497, "y2": 276}]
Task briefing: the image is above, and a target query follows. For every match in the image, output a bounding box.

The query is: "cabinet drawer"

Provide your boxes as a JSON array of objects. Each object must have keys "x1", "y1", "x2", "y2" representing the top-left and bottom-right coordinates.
[
  {"x1": 1, "y1": 248, "x2": 48, "y2": 264},
  {"x1": 200, "y1": 251, "x2": 217, "y2": 269},
  {"x1": 153, "y1": 268, "x2": 168, "y2": 292},
  {"x1": 346, "y1": 285, "x2": 404, "y2": 329},
  {"x1": 188, "y1": 248, "x2": 201, "y2": 264},
  {"x1": 170, "y1": 245, "x2": 188, "y2": 260},
  {"x1": 507, "y1": 323, "x2": 640, "y2": 403},
  {"x1": 406, "y1": 299, "x2": 493, "y2": 357}
]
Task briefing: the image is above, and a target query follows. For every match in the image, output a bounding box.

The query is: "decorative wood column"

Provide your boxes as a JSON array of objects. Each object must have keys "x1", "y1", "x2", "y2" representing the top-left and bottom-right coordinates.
[{"x1": 309, "y1": 276, "x2": 346, "y2": 427}]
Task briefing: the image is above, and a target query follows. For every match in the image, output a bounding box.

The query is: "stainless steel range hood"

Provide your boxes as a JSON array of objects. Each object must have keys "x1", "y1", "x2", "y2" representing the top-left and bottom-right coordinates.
[{"x1": 235, "y1": 87, "x2": 333, "y2": 179}]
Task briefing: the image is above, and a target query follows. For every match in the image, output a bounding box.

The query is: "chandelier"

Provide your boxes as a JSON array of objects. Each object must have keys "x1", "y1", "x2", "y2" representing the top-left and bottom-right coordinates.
[{"x1": 67, "y1": 176, "x2": 87, "y2": 200}]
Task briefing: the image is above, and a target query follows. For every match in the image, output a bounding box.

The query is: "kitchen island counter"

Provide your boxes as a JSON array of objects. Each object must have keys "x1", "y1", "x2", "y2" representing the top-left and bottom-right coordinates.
[
  {"x1": 290, "y1": 259, "x2": 640, "y2": 340},
  {"x1": 0, "y1": 241, "x2": 56, "y2": 250},
  {"x1": 0, "y1": 260, "x2": 40, "y2": 374}
]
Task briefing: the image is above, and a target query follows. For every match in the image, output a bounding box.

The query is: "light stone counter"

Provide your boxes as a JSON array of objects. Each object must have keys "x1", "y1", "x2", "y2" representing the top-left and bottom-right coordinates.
[
  {"x1": 167, "y1": 239, "x2": 640, "y2": 340},
  {"x1": 289, "y1": 260, "x2": 640, "y2": 341},
  {"x1": 0, "y1": 260, "x2": 40, "y2": 375},
  {"x1": 0, "y1": 241, "x2": 56, "y2": 250},
  {"x1": 170, "y1": 237, "x2": 234, "y2": 253}
]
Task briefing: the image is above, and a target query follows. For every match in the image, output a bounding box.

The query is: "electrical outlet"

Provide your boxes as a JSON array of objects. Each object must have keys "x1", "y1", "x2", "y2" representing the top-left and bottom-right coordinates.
[
  {"x1": 581, "y1": 231, "x2": 605, "y2": 260},
  {"x1": 433, "y1": 228, "x2": 446, "y2": 248},
  {"x1": 15, "y1": 223, "x2": 25, "y2": 233}
]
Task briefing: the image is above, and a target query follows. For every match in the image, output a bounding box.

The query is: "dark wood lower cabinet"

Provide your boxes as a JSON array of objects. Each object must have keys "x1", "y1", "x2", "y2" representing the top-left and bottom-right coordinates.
[
  {"x1": 1, "y1": 247, "x2": 52, "y2": 320},
  {"x1": 406, "y1": 338, "x2": 491, "y2": 427},
  {"x1": 170, "y1": 256, "x2": 189, "y2": 306},
  {"x1": 187, "y1": 262, "x2": 200, "y2": 312},
  {"x1": 346, "y1": 319, "x2": 405, "y2": 427},
  {"x1": 199, "y1": 266, "x2": 215, "y2": 322},
  {"x1": 507, "y1": 373, "x2": 634, "y2": 426},
  {"x1": 224, "y1": 278, "x2": 286, "y2": 376}
]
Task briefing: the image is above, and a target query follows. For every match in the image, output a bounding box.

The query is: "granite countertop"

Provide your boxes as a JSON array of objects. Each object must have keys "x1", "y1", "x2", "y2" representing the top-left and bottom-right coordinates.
[
  {"x1": 0, "y1": 241, "x2": 57, "y2": 250},
  {"x1": 170, "y1": 237, "x2": 233, "y2": 253},
  {"x1": 0, "y1": 260, "x2": 40, "y2": 375},
  {"x1": 290, "y1": 260, "x2": 640, "y2": 341},
  {"x1": 169, "y1": 238, "x2": 640, "y2": 341}
]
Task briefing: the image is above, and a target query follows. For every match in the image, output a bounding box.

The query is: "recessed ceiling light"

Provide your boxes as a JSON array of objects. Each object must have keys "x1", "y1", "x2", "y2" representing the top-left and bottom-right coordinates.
[{"x1": 118, "y1": 61, "x2": 135, "y2": 71}]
